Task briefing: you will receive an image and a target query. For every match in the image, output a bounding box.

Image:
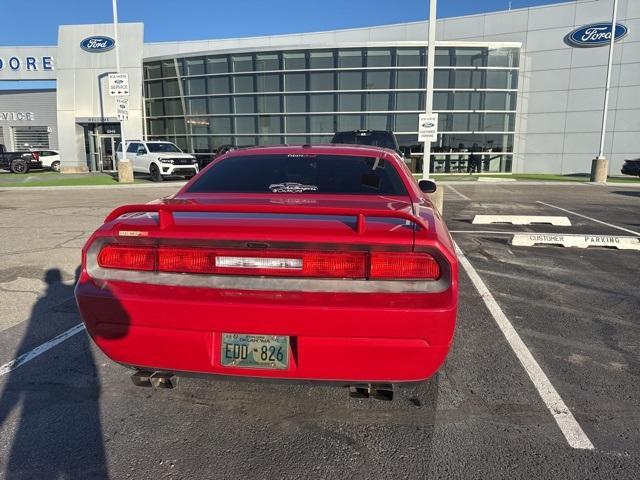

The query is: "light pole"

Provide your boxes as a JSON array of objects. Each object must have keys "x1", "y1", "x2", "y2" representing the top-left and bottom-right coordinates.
[
  {"x1": 422, "y1": 0, "x2": 437, "y2": 180},
  {"x1": 113, "y1": 0, "x2": 133, "y2": 183},
  {"x1": 591, "y1": 0, "x2": 618, "y2": 183}
]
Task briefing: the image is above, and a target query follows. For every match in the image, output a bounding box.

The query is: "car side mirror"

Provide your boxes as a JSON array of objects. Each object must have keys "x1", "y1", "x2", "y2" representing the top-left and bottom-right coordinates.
[
  {"x1": 418, "y1": 179, "x2": 437, "y2": 194},
  {"x1": 137, "y1": 149, "x2": 145, "y2": 155}
]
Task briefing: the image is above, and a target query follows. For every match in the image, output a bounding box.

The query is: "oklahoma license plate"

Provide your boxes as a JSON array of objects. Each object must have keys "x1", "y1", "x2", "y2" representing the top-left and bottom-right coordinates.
[{"x1": 221, "y1": 333, "x2": 289, "y2": 369}]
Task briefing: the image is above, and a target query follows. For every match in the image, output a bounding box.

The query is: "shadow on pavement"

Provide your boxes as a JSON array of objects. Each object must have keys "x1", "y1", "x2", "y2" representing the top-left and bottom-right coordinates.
[
  {"x1": 0, "y1": 267, "x2": 127, "y2": 480},
  {"x1": 611, "y1": 190, "x2": 640, "y2": 198}
]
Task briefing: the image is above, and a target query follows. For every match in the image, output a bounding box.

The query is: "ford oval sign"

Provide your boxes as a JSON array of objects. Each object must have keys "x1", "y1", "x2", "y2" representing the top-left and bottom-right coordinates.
[
  {"x1": 80, "y1": 36, "x2": 116, "y2": 53},
  {"x1": 564, "y1": 23, "x2": 628, "y2": 48}
]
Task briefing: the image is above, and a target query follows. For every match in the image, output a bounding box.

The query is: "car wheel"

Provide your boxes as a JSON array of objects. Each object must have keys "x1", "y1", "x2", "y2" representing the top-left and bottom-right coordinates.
[
  {"x1": 51, "y1": 161, "x2": 60, "y2": 172},
  {"x1": 149, "y1": 163, "x2": 163, "y2": 182},
  {"x1": 10, "y1": 159, "x2": 29, "y2": 174}
]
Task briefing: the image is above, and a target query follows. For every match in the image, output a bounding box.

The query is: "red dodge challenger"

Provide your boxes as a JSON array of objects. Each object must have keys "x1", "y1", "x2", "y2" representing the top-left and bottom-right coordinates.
[{"x1": 75, "y1": 144, "x2": 458, "y2": 393}]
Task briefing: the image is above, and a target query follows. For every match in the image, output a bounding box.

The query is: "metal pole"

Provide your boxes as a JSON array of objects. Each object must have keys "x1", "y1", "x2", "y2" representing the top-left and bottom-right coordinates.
[
  {"x1": 597, "y1": 0, "x2": 618, "y2": 160},
  {"x1": 422, "y1": 0, "x2": 437, "y2": 180},
  {"x1": 112, "y1": 0, "x2": 128, "y2": 173}
]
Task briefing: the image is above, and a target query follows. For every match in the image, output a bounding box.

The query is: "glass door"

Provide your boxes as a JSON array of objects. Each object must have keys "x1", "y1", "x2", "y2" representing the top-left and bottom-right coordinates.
[{"x1": 97, "y1": 135, "x2": 120, "y2": 172}]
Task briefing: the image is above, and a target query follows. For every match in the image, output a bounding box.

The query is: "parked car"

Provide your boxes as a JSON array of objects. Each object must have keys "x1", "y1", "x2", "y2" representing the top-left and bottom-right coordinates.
[
  {"x1": 331, "y1": 129, "x2": 413, "y2": 167},
  {"x1": 0, "y1": 144, "x2": 41, "y2": 173},
  {"x1": 621, "y1": 158, "x2": 640, "y2": 177},
  {"x1": 331, "y1": 129, "x2": 401, "y2": 154},
  {"x1": 116, "y1": 140, "x2": 198, "y2": 182},
  {"x1": 23, "y1": 149, "x2": 60, "y2": 171},
  {"x1": 75, "y1": 144, "x2": 458, "y2": 396}
]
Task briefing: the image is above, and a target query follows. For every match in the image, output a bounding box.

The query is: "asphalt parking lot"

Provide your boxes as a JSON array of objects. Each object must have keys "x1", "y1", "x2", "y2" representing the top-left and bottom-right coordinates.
[{"x1": 0, "y1": 181, "x2": 639, "y2": 479}]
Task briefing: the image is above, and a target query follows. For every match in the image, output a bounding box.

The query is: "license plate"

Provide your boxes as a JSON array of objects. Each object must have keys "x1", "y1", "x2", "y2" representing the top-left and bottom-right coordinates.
[{"x1": 221, "y1": 333, "x2": 289, "y2": 369}]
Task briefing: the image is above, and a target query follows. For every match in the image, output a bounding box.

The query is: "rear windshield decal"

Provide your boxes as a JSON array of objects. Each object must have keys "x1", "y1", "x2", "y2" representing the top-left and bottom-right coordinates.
[{"x1": 269, "y1": 182, "x2": 319, "y2": 193}]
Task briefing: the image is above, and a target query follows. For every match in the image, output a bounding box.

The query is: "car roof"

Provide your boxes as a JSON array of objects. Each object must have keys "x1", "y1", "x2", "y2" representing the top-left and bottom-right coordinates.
[{"x1": 223, "y1": 144, "x2": 399, "y2": 158}]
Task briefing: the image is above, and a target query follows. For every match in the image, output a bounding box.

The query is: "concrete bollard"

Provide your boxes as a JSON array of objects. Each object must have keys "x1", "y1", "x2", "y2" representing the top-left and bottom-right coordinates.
[
  {"x1": 431, "y1": 186, "x2": 444, "y2": 215},
  {"x1": 590, "y1": 157, "x2": 609, "y2": 183},
  {"x1": 118, "y1": 159, "x2": 134, "y2": 184}
]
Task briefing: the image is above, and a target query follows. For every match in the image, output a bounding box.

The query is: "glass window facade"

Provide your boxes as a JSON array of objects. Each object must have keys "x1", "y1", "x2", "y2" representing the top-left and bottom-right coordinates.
[{"x1": 144, "y1": 45, "x2": 519, "y2": 172}]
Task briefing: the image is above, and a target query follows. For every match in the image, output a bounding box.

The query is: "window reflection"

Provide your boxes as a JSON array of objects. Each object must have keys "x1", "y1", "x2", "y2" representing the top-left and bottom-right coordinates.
[{"x1": 143, "y1": 46, "x2": 520, "y2": 172}]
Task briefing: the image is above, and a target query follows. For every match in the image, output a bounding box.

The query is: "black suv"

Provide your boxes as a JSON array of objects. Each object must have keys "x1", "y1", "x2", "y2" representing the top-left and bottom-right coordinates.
[
  {"x1": 621, "y1": 158, "x2": 640, "y2": 177},
  {"x1": 331, "y1": 130, "x2": 401, "y2": 154}
]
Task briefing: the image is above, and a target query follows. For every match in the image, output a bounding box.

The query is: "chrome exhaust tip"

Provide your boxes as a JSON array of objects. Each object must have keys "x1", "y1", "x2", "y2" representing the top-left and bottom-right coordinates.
[
  {"x1": 130, "y1": 370, "x2": 153, "y2": 387},
  {"x1": 349, "y1": 383, "x2": 394, "y2": 401},
  {"x1": 149, "y1": 372, "x2": 178, "y2": 389}
]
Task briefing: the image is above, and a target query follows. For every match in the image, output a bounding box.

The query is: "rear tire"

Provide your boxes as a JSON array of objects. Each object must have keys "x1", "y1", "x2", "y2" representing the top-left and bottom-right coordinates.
[
  {"x1": 150, "y1": 163, "x2": 163, "y2": 182},
  {"x1": 10, "y1": 158, "x2": 29, "y2": 174},
  {"x1": 51, "y1": 161, "x2": 60, "y2": 172}
]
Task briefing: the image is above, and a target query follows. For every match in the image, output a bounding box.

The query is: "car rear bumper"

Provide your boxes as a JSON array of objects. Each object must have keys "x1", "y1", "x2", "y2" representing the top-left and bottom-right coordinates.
[{"x1": 76, "y1": 277, "x2": 456, "y2": 383}]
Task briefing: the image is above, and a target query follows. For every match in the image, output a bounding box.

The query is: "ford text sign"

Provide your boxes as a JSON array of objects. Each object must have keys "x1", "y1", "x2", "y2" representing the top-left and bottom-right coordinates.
[
  {"x1": 564, "y1": 23, "x2": 628, "y2": 48},
  {"x1": 80, "y1": 36, "x2": 116, "y2": 53}
]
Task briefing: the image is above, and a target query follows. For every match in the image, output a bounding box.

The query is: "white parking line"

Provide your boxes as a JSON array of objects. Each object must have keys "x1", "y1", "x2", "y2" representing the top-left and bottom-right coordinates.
[
  {"x1": 447, "y1": 185, "x2": 471, "y2": 201},
  {"x1": 537, "y1": 201, "x2": 640, "y2": 236},
  {"x1": 0, "y1": 323, "x2": 85, "y2": 377},
  {"x1": 455, "y1": 243, "x2": 595, "y2": 450},
  {"x1": 472, "y1": 215, "x2": 572, "y2": 226},
  {"x1": 450, "y1": 230, "x2": 516, "y2": 235}
]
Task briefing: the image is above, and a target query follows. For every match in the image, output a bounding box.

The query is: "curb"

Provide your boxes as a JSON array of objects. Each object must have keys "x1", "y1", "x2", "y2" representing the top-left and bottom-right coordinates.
[{"x1": 0, "y1": 182, "x2": 187, "y2": 192}]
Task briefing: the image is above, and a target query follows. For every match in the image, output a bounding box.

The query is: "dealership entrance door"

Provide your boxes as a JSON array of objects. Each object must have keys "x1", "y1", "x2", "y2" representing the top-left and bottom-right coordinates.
[
  {"x1": 82, "y1": 122, "x2": 122, "y2": 172},
  {"x1": 97, "y1": 135, "x2": 120, "y2": 172}
]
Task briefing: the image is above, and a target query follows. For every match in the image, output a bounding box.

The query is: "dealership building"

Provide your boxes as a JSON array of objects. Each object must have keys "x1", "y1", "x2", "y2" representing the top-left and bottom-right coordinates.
[{"x1": 0, "y1": 0, "x2": 637, "y2": 175}]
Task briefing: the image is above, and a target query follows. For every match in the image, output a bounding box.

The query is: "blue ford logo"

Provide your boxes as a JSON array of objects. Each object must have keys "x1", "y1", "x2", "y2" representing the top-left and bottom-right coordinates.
[
  {"x1": 80, "y1": 36, "x2": 115, "y2": 53},
  {"x1": 565, "y1": 23, "x2": 628, "y2": 48}
]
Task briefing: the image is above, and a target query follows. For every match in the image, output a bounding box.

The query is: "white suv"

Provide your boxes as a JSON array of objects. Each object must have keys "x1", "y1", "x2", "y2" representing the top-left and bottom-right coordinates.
[{"x1": 116, "y1": 141, "x2": 198, "y2": 182}]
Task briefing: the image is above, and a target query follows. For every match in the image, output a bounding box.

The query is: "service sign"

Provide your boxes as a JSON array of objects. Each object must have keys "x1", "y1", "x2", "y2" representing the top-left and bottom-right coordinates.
[
  {"x1": 418, "y1": 113, "x2": 438, "y2": 142},
  {"x1": 116, "y1": 97, "x2": 129, "y2": 121},
  {"x1": 108, "y1": 73, "x2": 129, "y2": 96},
  {"x1": 564, "y1": 23, "x2": 628, "y2": 48}
]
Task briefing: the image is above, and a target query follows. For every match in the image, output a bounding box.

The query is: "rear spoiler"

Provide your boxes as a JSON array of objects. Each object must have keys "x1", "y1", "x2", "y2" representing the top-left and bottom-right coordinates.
[{"x1": 104, "y1": 203, "x2": 429, "y2": 234}]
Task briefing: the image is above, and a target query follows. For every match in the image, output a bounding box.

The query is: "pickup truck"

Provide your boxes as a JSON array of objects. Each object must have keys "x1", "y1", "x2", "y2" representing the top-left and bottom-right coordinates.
[
  {"x1": 0, "y1": 144, "x2": 41, "y2": 173},
  {"x1": 75, "y1": 144, "x2": 458, "y2": 397}
]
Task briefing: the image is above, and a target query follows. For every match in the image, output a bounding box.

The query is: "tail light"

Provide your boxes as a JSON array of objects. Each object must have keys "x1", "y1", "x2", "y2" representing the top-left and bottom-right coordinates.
[
  {"x1": 157, "y1": 248, "x2": 366, "y2": 278},
  {"x1": 370, "y1": 252, "x2": 440, "y2": 280},
  {"x1": 97, "y1": 245, "x2": 439, "y2": 280},
  {"x1": 32, "y1": 152, "x2": 40, "y2": 161},
  {"x1": 98, "y1": 245, "x2": 155, "y2": 271}
]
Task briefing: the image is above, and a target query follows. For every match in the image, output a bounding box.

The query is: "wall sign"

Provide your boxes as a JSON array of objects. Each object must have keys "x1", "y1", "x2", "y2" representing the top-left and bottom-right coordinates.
[
  {"x1": 80, "y1": 36, "x2": 116, "y2": 53},
  {"x1": 1, "y1": 112, "x2": 35, "y2": 121},
  {"x1": 0, "y1": 56, "x2": 53, "y2": 71},
  {"x1": 564, "y1": 23, "x2": 628, "y2": 48}
]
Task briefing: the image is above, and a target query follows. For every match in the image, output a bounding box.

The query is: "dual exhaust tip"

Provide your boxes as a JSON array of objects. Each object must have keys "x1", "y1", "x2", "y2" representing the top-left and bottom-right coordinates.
[
  {"x1": 131, "y1": 370, "x2": 178, "y2": 389},
  {"x1": 131, "y1": 370, "x2": 394, "y2": 400}
]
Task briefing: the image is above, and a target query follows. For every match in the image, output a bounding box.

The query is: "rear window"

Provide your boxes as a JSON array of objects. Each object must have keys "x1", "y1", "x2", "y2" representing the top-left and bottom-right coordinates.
[
  {"x1": 331, "y1": 131, "x2": 398, "y2": 150},
  {"x1": 187, "y1": 154, "x2": 407, "y2": 195},
  {"x1": 146, "y1": 143, "x2": 182, "y2": 153}
]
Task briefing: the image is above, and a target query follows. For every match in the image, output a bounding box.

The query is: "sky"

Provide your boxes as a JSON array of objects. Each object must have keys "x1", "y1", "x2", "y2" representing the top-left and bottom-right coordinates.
[
  {"x1": 1, "y1": 0, "x2": 564, "y2": 46},
  {"x1": 1, "y1": 0, "x2": 562, "y2": 90}
]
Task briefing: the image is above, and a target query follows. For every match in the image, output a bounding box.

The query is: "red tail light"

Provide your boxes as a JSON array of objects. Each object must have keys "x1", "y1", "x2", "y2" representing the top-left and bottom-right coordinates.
[
  {"x1": 370, "y1": 252, "x2": 440, "y2": 280},
  {"x1": 158, "y1": 247, "x2": 217, "y2": 274},
  {"x1": 32, "y1": 152, "x2": 40, "y2": 161},
  {"x1": 97, "y1": 245, "x2": 440, "y2": 280},
  {"x1": 157, "y1": 248, "x2": 366, "y2": 279},
  {"x1": 98, "y1": 245, "x2": 155, "y2": 271}
]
